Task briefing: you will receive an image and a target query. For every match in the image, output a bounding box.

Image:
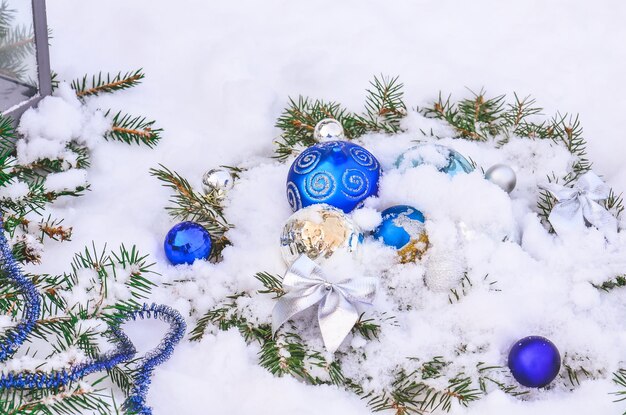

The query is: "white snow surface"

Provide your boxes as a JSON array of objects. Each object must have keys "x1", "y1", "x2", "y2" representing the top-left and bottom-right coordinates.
[{"x1": 17, "y1": 0, "x2": 626, "y2": 414}]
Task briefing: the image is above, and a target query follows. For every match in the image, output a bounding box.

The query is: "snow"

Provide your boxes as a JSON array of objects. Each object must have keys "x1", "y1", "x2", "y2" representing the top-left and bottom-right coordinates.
[{"x1": 11, "y1": 0, "x2": 626, "y2": 414}]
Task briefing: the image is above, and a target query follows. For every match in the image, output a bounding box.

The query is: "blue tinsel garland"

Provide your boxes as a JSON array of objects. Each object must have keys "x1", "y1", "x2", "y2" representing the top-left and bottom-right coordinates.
[{"x1": 0, "y1": 220, "x2": 186, "y2": 414}]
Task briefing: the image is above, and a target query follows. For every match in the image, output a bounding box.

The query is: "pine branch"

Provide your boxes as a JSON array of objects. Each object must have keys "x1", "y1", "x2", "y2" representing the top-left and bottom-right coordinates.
[
  {"x1": 357, "y1": 75, "x2": 407, "y2": 133},
  {"x1": 150, "y1": 164, "x2": 232, "y2": 260},
  {"x1": 255, "y1": 271, "x2": 285, "y2": 298},
  {"x1": 274, "y1": 96, "x2": 361, "y2": 161},
  {"x1": 273, "y1": 75, "x2": 407, "y2": 161},
  {"x1": 422, "y1": 90, "x2": 505, "y2": 141},
  {"x1": 71, "y1": 69, "x2": 144, "y2": 98},
  {"x1": 612, "y1": 368, "x2": 626, "y2": 403},
  {"x1": 105, "y1": 110, "x2": 162, "y2": 148},
  {"x1": 593, "y1": 274, "x2": 626, "y2": 292}
]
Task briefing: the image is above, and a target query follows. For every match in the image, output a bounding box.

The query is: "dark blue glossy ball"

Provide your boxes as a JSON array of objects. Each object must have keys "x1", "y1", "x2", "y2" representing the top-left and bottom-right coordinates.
[
  {"x1": 286, "y1": 141, "x2": 381, "y2": 214},
  {"x1": 373, "y1": 205, "x2": 425, "y2": 249},
  {"x1": 508, "y1": 336, "x2": 561, "y2": 388},
  {"x1": 164, "y1": 221, "x2": 212, "y2": 265}
]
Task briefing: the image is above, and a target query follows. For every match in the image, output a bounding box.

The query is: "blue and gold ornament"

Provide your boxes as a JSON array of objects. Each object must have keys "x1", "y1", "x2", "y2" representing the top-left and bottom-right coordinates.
[
  {"x1": 395, "y1": 143, "x2": 473, "y2": 176},
  {"x1": 287, "y1": 140, "x2": 381, "y2": 213},
  {"x1": 373, "y1": 205, "x2": 429, "y2": 263}
]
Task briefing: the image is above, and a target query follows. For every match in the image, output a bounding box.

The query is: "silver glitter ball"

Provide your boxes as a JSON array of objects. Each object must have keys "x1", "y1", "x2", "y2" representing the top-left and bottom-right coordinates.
[
  {"x1": 485, "y1": 164, "x2": 516, "y2": 193},
  {"x1": 313, "y1": 118, "x2": 345, "y2": 142},
  {"x1": 280, "y1": 204, "x2": 362, "y2": 265},
  {"x1": 202, "y1": 168, "x2": 234, "y2": 195}
]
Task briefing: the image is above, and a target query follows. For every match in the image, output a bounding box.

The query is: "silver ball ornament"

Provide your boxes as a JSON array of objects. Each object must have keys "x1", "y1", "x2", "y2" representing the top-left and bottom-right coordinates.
[
  {"x1": 485, "y1": 164, "x2": 516, "y2": 193},
  {"x1": 202, "y1": 168, "x2": 235, "y2": 196},
  {"x1": 280, "y1": 204, "x2": 362, "y2": 265},
  {"x1": 313, "y1": 118, "x2": 345, "y2": 142}
]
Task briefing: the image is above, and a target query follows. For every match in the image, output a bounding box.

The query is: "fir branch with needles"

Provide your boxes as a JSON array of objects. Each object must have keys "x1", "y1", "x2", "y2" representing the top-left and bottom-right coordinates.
[
  {"x1": 274, "y1": 75, "x2": 407, "y2": 161},
  {"x1": 593, "y1": 274, "x2": 626, "y2": 292},
  {"x1": 71, "y1": 69, "x2": 145, "y2": 98},
  {"x1": 150, "y1": 164, "x2": 233, "y2": 260},
  {"x1": 612, "y1": 369, "x2": 626, "y2": 408},
  {"x1": 105, "y1": 110, "x2": 162, "y2": 148}
]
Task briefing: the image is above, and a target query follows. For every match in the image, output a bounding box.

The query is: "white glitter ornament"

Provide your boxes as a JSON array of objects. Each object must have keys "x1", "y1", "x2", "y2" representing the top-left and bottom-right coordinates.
[{"x1": 424, "y1": 248, "x2": 466, "y2": 292}]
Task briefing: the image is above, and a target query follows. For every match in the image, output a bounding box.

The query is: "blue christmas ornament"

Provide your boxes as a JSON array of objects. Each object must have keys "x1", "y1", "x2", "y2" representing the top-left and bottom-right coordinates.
[
  {"x1": 395, "y1": 143, "x2": 473, "y2": 176},
  {"x1": 287, "y1": 141, "x2": 381, "y2": 213},
  {"x1": 372, "y1": 205, "x2": 429, "y2": 263},
  {"x1": 164, "y1": 221, "x2": 212, "y2": 265},
  {"x1": 508, "y1": 336, "x2": 561, "y2": 388}
]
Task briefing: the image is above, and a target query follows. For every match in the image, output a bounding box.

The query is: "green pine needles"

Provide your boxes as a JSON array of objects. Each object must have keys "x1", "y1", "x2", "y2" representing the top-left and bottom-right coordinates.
[{"x1": 275, "y1": 75, "x2": 406, "y2": 161}]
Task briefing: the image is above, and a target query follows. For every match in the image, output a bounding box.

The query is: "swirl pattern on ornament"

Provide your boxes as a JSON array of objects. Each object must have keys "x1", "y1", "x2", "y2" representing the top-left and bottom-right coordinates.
[
  {"x1": 303, "y1": 171, "x2": 336, "y2": 201},
  {"x1": 349, "y1": 147, "x2": 379, "y2": 171},
  {"x1": 292, "y1": 149, "x2": 322, "y2": 174},
  {"x1": 341, "y1": 169, "x2": 369, "y2": 200},
  {"x1": 286, "y1": 181, "x2": 302, "y2": 211}
]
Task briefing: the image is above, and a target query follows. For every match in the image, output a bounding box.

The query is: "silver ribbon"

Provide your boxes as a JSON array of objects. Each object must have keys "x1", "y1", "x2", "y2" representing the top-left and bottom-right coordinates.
[
  {"x1": 541, "y1": 171, "x2": 617, "y2": 236},
  {"x1": 272, "y1": 255, "x2": 377, "y2": 353}
]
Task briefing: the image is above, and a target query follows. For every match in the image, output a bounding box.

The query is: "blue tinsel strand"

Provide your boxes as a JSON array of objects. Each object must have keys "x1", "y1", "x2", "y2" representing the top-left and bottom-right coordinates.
[{"x1": 0, "y1": 219, "x2": 187, "y2": 414}]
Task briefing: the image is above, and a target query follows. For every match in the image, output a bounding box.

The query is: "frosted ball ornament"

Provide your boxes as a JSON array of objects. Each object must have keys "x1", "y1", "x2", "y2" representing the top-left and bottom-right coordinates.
[
  {"x1": 395, "y1": 143, "x2": 473, "y2": 176},
  {"x1": 164, "y1": 221, "x2": 212, "y2": 265},
  {"x1": 424, "y1": 248, "x2": 466, "y2": 292},
  {"x1": 280, "y1": 204, "x2": 363, "y2": 265},
  {"x1": 372, "y1": 205, "x2": 429, "y2": 263},
  {"x1": 202, "y1": 168, "x2": 234, "y2": 196},
  {"x1": 314, "y1": 118, "x2": 345, "y2": 142},
  {"x1": 485, "y1": 164, "x2": 516, "y2": 193},
  {"x1": 508, "y1": 336, "x2": 561, "y2": 388},
  {"x1": 286, "y1": 141, "x2": 381, "y2": 213}
]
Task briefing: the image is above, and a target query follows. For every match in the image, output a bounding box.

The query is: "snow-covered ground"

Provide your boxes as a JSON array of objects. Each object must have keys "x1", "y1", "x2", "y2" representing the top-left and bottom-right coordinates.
[{"x1": 26, "y1": 0, "x2": 626, "y2": 413}]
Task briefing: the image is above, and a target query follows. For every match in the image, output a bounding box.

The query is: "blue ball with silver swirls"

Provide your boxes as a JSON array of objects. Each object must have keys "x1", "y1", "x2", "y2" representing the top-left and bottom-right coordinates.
[
  {"x1": 286, "y1": 140, "x2": 382, "y2": 213},
  {"x1": 164, "y1": 221, "x2": 212, "y2": 265},
  {"x1": 395, "y1": 143, "x2": 473, "y2": 176},
  {"x1": 372, "y1": 205, "x2": 429, "y2": 263},
  {"x1": 508, "y1": 336, "x2": 561, "y2": 388}
]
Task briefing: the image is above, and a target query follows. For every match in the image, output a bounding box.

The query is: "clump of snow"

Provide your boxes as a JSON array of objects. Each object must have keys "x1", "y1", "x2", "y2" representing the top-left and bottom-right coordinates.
[
  {"x1": 16, "y1": 83, "x2": 110, "y2": 166},
  {"x1": 0, "y1": 181, "x2": 29, "y2": 200},
  {"x1": 45, "y1": 169, "x2": 88, "y2": 192}
]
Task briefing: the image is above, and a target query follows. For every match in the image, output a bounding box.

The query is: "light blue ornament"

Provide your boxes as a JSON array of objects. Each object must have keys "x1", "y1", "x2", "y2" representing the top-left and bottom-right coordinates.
[
  {"x1": 286, "y1": 141, "x2": 381, "y2": 213},
  {"x1": 372, "y1": 205, "x2": 428, "y2": 262},
  {"x1": 164, "y1": 221, "x2": 212, "y2": 265},
  {"x1": 395, "y1": 144, "x2": 473, "y2": 176}
]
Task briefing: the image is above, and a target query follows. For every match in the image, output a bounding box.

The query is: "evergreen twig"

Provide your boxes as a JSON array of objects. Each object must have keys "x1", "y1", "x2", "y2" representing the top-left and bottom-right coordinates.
[{"x1": 72, "y1": 69, "x2": 144, "y2": 98}]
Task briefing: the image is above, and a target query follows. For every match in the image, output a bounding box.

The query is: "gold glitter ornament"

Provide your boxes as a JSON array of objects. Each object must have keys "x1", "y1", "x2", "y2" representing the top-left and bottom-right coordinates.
[{"x1": 280, "y1": 204, "x2": 362, "y2": 265}]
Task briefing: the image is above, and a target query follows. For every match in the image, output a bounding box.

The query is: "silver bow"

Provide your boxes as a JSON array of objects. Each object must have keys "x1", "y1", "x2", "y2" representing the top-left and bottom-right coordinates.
[
  {"x1": 272, "y1": 255, "x2": 377, "y2": 353},
  {"x1": 541, "y1": 171, "x2": 617, "y2": 236}
]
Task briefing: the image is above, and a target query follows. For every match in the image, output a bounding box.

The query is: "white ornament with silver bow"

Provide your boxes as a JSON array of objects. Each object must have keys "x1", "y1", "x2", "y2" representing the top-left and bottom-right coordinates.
[
  {"x1": 541, "y1": 171, "x2": 618, "y2": 236},
  {"x1": 272, "y1": 255, "x2": 377, "y2": 353}
]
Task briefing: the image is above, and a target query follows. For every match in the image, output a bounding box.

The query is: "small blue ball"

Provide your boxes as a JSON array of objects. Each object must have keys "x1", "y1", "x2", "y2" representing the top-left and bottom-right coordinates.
[
  {"x1": 164, "y1": 221, "x2": 212, "y2": 265},
  {"x1": 395, "y1": 144, "x2": 473, "y2": 176},
  {"x1": 373, "y1": 205, "x2": 425, "y2": 249},
  {"x1": 508, "y1": 336, "x2": 561, "y2": 388},
  {"x1": 287, "y1": 141, "x2": 381, "y2": 213}
]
